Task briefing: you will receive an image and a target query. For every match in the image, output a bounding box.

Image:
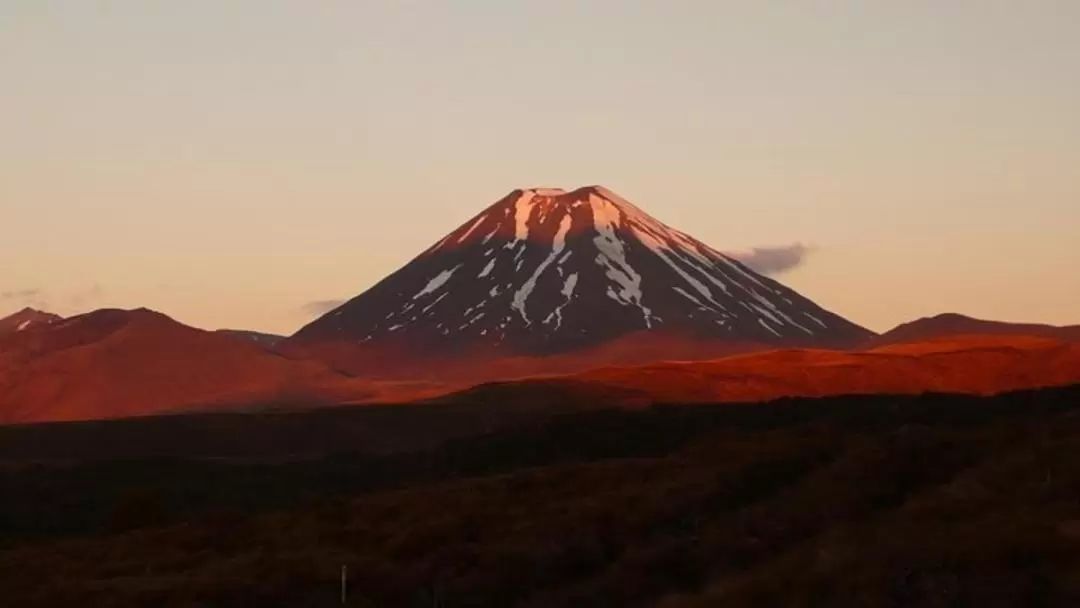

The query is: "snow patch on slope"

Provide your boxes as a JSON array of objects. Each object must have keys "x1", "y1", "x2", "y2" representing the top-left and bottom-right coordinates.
[
  {"x1": 413, "y1": 264, "x2": 462, "y2": 300},
  {"x1": 589, "y1": 194, "x2": 658, "y2": 327},
  {"x1": 507, "y1": 191, "x2": 538, "y2": 248},
  {"x1": 512, "y1": 213, "x2": 572, "y2": 325},
  {"x1": 421, "y1": 292, "x2": 449, "y2": 314},
  {"x1": 457, "y1": 213, "x2": 489, "y2": 243},
  {"x1": 529, "y1": 188, "x2": 567, "y2": 196},
  {"x1": 629, "y1": 224, "x2": 726, "y2": 310},
  {"x1": 543, "y1": 272, "x2": 578, "y2": 330},
  {"x1": 749, "y1": 290, "x2": 813, "y2": 334}
]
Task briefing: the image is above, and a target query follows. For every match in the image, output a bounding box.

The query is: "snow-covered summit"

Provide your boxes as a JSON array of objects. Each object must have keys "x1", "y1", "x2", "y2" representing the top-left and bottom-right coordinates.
[{"x1": 289, "y1": 186, "x2": 871, "y2": 355}]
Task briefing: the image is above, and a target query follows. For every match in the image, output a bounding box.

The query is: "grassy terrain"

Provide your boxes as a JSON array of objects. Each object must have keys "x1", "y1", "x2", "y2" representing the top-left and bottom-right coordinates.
[{"x1": 1, "y1": 385, "x2": 1079, "y2": 606}]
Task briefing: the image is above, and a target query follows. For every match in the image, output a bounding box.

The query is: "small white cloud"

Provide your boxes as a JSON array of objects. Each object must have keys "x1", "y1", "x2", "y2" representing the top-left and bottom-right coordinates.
[
  {"x1": 727, "y1": 243, "x2": 814, "y2": 276},
  {"x1": 302, "y1": 299, "x2": 345, "y2": 316}
]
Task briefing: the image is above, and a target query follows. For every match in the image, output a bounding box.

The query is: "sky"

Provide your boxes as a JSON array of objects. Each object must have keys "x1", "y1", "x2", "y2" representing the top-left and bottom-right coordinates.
[{"x1": 2, "y1": 1, "x2": 1078, "y2": 335}]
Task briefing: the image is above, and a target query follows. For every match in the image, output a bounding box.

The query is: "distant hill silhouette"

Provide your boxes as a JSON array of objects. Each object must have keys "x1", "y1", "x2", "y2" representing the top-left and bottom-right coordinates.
[
  {"x1": 3, "y1": 298, "x2": 1079, "y2": 426},
  {"x1": 867, "y1": 312, "x2": 1080, "y2": 347}
]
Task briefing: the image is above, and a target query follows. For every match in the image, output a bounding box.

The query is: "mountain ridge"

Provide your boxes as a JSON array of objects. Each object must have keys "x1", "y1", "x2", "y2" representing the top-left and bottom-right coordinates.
[
  {"x1": 0, "y1": 308, "x2": 62, "y2": 335},
  {"x1": 0, "y1": 307, "x2": 381, "y2": 424},
  {"x1": 868, "y1": 312, "x2": 1080, "y2": 347}
]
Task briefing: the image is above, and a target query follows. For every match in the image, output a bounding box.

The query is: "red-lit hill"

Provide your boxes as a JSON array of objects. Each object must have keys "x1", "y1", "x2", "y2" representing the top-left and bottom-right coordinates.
[
  {"x1": 0, "y1": 308, "x2": 385, "y2": 424},
  {"x1": 0, "y1": 307, "x2": 62, "y2": 335},
  {"x1": 434, "y1": 335, "x2": 1080, "y2": 408},
  {"x1": 868, "y1": 312, "x2": 1080, "y2": 347}
]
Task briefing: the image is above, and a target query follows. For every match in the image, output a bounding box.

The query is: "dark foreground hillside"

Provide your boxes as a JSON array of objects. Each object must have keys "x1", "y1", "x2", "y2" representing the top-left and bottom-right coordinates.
[{"x1": 2, "y1": 384, "x2": 1080, "y2": 606}]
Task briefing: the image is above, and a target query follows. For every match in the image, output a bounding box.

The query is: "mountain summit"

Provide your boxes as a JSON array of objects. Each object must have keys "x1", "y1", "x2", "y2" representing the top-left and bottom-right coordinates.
[
  {"x1": 0, "y1": 308, "x2": 62, "y2": 335},
  {"x1": 289, "y1": 186, "x2": 871, "y2": 357}
]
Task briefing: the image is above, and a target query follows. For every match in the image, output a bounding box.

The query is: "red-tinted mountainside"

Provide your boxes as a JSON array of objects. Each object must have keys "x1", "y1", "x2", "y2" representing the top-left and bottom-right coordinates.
[
  {"x1": 0, "y1": 308, "x2": 62, "y2": 335},
  {"x1": 0, "y1": 308, "x2": 383, "y2": 424},
  {"x1": 436, "y1": 335, "x2": 1080, "y2": 408}
]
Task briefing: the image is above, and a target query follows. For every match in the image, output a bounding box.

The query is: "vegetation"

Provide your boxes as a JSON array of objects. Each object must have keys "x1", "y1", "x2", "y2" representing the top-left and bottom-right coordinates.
[{"x1": 1, "y1": 385, "x2": 1080, "y2": 606}]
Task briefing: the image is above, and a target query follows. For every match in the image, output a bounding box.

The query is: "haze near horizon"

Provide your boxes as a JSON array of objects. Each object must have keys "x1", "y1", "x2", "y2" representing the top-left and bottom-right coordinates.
[{"x1": 3, "y1": 1, "x2": 1078, "y2": 334}]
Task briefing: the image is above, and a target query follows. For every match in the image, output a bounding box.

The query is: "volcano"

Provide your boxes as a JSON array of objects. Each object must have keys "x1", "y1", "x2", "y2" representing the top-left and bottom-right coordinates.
[{"x1": 288, "y1": 186, "x2": 871, "y2": 370}]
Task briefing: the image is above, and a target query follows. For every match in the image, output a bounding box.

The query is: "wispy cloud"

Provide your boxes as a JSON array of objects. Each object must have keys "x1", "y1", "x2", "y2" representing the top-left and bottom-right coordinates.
[
  {"x1": 727, "y1": 243, "x2": 815, "y2": 276},
  {"x1": 1, "y1": 287, "x2": 50, "y2": 311},
  {"x1": 1, "y1": 288, "x2": 42, "y2": 301},
  {"x1": 2, "y1": 284, "x2": 108, "y2": 314},
  {"x1": 302, "y1": 299, "x2": 346, "y2": 316}
]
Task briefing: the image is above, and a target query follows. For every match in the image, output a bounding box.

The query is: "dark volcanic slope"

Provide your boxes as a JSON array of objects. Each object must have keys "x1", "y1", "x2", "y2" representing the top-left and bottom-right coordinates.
[{"x1": 289, "y1": 186, "x2": 872, "y2": 356}]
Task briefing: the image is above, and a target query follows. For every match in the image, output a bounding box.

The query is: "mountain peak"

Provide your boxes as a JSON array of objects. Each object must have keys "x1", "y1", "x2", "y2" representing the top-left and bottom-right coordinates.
[
  {"x1": 289, "y1": 186, "x2": 871, "y2": 362},
  {"x1": 520, "y1": 185, "x2": 616, "y2": 199},
  {"x1": 76, "y1": 307, "x2": 171, "y2": 322},
  {"x1": 0, "y1": 307, "x2": 63, "y2": 334},
  {"x1": 516, "y1": 184, "x2": 628, "y2": 204},
  {"x1": 14, "y1": 306, "x2": 59, "y2": 318},
  {"x1": 523, "y1": 187, "x2": 568, "y2": 196},
  {"x1": 427, "y1": 184, "x2": 691, "y2": 257},
  {"x1": 927, "y1": 312, "x2": 976, "y2": 322}
]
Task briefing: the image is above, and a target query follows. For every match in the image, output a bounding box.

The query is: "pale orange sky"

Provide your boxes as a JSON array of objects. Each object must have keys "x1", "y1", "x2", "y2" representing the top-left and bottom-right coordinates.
[{"x1": 2, "y1": 2, "x2": 1078, "y2": 335}]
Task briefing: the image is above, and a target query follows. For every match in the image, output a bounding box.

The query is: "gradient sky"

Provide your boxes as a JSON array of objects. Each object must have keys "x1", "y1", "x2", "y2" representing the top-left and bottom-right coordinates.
[{"x1": 2, "y1": 1, "x2": 1078, "y2": 335}]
